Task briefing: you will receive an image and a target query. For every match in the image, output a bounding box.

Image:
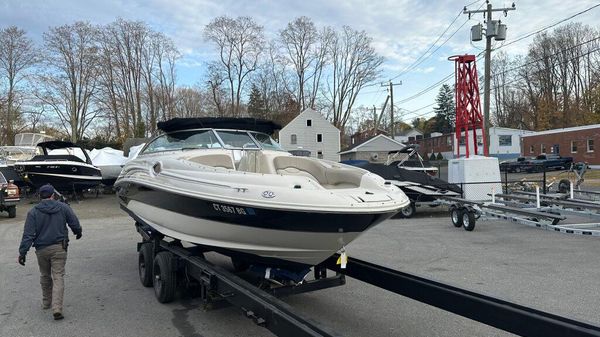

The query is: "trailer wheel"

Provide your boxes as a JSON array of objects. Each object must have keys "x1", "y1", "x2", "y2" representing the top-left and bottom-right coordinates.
[
  {"x1": 450, "y1": 207, "x2": 462, "y2": 227},
  {"x1": 138, "y1": 244, "x2": 154, "y2": 287},
  {"x1": 558, "y1": 179, "x2": 570, "y2": 194},
  {"x1": 7, "y1": 206, "x2": 16, "y2": 218},
  {"x1": 462, "y1": 210, "x2": 476, "y2": 231},
  {"x1": 153, "y1": 251, "x2": 177, "y2": 303},
  {"x1": 400, "y1": 203, "x2": 416, "y2": 218}
]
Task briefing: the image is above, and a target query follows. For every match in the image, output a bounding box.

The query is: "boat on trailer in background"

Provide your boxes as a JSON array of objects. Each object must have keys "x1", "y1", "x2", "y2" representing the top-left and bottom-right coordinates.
[{"x1": 14, "y1": 141, "x2": 102, "y2": 193}]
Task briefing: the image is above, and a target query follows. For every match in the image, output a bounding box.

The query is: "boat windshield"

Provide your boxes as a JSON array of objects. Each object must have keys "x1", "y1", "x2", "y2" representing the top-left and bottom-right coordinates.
[
  {"x1": 215, "y1": 130, "x2": 259, "y2": 149},
  {"x1": 142, "y1": 130, "x2": 222, "y2": 154},
  {"x1": 142, "y1": 129, "x2": 285, "y2": 154},
  {"x1": 249, "y1": 132, "x2": 285, "y2": 151}
]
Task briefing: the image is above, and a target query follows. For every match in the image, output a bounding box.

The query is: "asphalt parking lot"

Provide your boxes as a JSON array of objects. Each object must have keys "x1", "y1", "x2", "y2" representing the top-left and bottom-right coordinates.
[{"x1": 1, "y1": 196, "x2": 599, "y2": 337}]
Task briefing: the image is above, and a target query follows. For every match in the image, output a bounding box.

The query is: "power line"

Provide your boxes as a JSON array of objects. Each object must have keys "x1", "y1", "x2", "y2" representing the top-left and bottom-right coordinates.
[
  {"x1": 389, "y1": 0, "x2": 486, "y2": 81},
  {"x1": 489, "y1": 44, "x2": 600, "y2": 92},
  {"x1": 491, "y1": 36, "x2": 600, "y2": 78},
  {"x1": 496, "y1": 3, "x2": 600, "y2": 51}
]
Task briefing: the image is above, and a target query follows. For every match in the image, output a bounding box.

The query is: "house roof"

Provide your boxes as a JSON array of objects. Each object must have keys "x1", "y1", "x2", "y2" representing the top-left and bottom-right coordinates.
[
  {"x1": 339, "y1": 134, "x2": 405, "y2": 155},
  {"x1": 521, "y1": 124, "x2": 600, "y2": 137}
]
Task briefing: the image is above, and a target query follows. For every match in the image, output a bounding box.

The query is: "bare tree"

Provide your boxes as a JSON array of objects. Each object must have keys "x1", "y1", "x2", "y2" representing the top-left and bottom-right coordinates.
[
  {"x1": 279, "y1": 17, "x2": 333, "y2": 110},
  {"x1": 204, "y1": 16, "x2": 264, "y2": 117},
  {"x1": 0, "y1": 26, "x2": 38, "y2": 145},
  {"x1": 327, "y1": 26, "x2": 383, "y2": 130},
  {"x1": 37, "y1": 22, "x2": 100, "y2": 142}
]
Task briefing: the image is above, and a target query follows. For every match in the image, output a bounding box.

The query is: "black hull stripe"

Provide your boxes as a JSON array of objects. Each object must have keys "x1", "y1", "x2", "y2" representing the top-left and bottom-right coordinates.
[{"x1": 120, "y1": 184, "x2": 398, "y2": 233}]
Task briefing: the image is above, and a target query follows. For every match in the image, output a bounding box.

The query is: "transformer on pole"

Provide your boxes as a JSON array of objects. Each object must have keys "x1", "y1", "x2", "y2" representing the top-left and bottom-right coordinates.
[{"x1": 448, "y1": 55, "x2": 488, "y2": 158}]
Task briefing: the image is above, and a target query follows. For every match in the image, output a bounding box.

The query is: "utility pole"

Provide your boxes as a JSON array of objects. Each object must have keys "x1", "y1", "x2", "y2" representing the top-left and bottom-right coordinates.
[
  {"x1": 463, "y1": 1, "x2": 515, "y2": 155},
  {"x1": 381, "y1": 81, "x2": 402, "y2": 139}
]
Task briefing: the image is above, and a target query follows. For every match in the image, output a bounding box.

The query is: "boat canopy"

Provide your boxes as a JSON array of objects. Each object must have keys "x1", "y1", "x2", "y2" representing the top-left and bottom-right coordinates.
[{"x1": 157, "y1": 118, "x2": 281, "y2": 135}]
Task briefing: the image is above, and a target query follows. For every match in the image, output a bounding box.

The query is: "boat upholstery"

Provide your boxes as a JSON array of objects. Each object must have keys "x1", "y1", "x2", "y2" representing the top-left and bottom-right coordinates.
[
  {"x1": 237, "y1": 151, "x2": 277, "y2": 174},
  {"x1": 273, "y1": 156, "x2": 363, "y2": 189},
  {"x1": 187, "y1": 154, "x2": 235, "y2": 169}
]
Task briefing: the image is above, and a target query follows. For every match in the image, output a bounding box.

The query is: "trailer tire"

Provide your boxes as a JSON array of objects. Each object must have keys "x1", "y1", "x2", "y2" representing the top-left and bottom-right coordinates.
[
  {"x1": 138, "y1": 244, "x2": 154, "y2": 287},
  {"x1": 153, "y1": 251, "x2": 177, "y2": 303},
  {"x1": 462, "y1": 210, "x2": 476, "y2": 231},
  {"x1": 7, "y1": 206, "x2": 16, "y2": 218},
  {"x1": 558, "y1": 179, "x2": 570, "y2": 194},
  {"x1": 400, "y1": 203, "x2": 416, "y2": 218},
  {"x1": 451, "y1": 208, "x2": 462, "y2": 228}
]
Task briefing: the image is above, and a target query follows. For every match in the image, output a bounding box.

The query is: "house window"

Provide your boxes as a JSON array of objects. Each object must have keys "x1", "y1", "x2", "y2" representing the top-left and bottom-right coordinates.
[
  {"x1": 529, "y1": 145, "x2": 534, "y2": 153},
  {"x1": 447, "y1": 136, "x2": 452, "y2": 146},
  {"x1": 317, "y1": 151, "x2": 323, "y2": 159},
  {"x1": 541, "y1": 144, "x2": 546, "y2": 153},
  {"x1": 291, "y1": 134, "x2": 297, "y2": 145},
  {"x1": 476, "y1": 135, "x2": 483, "y2": 146},
  {"x1": 498, "y1": 135, "x2": 512, "y2": 146},
  {"x1": 588, "y1": 139, "x2": 594, "y2": 152},
  {"x1": 306, "y1": 119, "x2": 312, "y2": 127},
  {"x1": 408, "y1": 136, "x2": 415, "y2": 142},
  {"x1": 459, "y1": 136, "x2": 465, "y2": 145},
  {"x1": 571, "y1": 141, "x2": 577, "y2": 153},
  {"x1": 316, "y1": 134, "x2": 323, "y2": 142}
]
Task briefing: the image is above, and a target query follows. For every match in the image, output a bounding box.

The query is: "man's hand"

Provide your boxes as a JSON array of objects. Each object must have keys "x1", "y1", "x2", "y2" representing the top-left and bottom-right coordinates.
[
  {"x1": 17, "y1": 255, "x2": 26, "y2": 266},
  {"x1": 75, "y1": 232, "x2": 82, "y2": 240}
]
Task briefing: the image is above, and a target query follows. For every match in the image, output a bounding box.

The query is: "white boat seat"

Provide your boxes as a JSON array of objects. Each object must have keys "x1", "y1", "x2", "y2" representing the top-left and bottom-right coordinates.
[
  {"x1": 237, "y1": 151, "x2": 276, "y2": 174},
  {"x1": 273, "y1": 157, "x2": 363, "y2": 189},
  {"x1": 187, "y1": 154, "x2": 235, "y2": 169}
]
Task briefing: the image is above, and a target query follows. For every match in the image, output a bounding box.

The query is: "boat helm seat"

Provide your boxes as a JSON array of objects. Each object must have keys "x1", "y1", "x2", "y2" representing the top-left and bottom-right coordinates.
[
  {"x1": 237, "y1": 151, "x2": 276, "y2": 174},
  {"x1": 187, "y1": 154, "x2": 235, "y2": 170},
  {"x1": 273, "y1": 157, "x2": 363, "y2": 189}
]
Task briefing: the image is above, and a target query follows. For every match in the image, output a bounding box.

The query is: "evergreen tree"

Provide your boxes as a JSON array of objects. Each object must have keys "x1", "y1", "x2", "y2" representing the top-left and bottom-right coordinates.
[
  {"x1": 432, "y1": 84, "x2": 455, "y2": 133},
  {"x1": 248, "y1": 85, "x2": 266, "y2": 118}
]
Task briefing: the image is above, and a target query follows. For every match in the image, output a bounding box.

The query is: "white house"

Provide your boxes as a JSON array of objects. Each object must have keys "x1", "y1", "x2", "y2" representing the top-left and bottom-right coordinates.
[
  {"x1": 279, "y1": 108, "x2": 341, "y2": 162},
  {"x1": 455, "y1": 126, "x2": 534, "y2": 159},
  {"x1": 339, "y1": 134, "x2": 405, "y2": 163}
]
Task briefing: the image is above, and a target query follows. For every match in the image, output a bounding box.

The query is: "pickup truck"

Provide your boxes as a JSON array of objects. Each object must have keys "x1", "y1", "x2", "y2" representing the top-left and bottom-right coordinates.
[
  {"x1": 526, "y1": 154, "x2": 573, "y2": 172},
  {"x1": 0, "y1": 172, "x2": 20, "y2": 218},
  {"x1": 499, "y1": 157, "x2": 532, "y2": 173}
]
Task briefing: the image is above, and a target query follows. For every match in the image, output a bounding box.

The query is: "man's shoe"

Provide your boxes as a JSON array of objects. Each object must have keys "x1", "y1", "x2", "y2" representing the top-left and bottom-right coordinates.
[
  {"x1": 53, "y1": 312, "x2": 64, "y2": 320},
  {"x1": 42, "y1": 303, "x2": 51, "y2": 310}
]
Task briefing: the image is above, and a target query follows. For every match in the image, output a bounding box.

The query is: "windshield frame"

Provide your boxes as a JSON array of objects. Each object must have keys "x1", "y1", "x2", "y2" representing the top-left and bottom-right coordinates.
[{"x1": 140, "y1": 128, "x2": 284, "y2": 155}]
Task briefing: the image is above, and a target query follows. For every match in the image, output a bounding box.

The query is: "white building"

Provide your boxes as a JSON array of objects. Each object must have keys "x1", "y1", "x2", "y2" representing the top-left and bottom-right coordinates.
[
  {"x1": 339, "y1": 134, "x2": 405, "y2": 163},
  {"x1": 279, "y1": 108, "x2": 341, "y2": 162},
  {"x1": 455, "y1": 126, "x2": 534, "y2": 159}
]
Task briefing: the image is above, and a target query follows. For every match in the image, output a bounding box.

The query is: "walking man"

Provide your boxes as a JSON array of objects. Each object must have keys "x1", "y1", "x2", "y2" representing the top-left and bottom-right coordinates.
[{"x1": 17, "y1": 184, "x2": 82, "y2": 320}]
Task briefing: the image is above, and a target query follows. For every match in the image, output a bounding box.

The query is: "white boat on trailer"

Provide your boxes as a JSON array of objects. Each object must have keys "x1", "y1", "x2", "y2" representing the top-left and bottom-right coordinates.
[{"x1": 115, "y1": 117, "x2": 410, "y2": 268}]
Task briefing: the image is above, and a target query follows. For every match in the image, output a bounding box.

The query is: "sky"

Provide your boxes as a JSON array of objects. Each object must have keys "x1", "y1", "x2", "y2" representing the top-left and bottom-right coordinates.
[{"x1": 1, "y1": 0, "x2": 599, "y2": 126}]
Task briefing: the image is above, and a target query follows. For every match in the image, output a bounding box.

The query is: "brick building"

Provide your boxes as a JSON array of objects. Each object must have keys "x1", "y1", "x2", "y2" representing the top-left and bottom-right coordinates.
[{"x1": 521, "y1": 124, "x2": 600, "y2": 165}]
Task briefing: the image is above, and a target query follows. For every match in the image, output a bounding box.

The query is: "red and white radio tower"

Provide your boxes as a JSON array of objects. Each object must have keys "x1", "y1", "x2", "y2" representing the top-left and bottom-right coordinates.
[{"x1": 448, "y1": 55, "x2": 488, "y2": 158}]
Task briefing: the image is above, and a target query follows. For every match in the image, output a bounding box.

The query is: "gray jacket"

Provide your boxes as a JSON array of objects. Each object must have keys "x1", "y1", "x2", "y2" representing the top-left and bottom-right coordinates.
[{"x1": 18, "y1": 199, "x2": 82, "y2": 256}]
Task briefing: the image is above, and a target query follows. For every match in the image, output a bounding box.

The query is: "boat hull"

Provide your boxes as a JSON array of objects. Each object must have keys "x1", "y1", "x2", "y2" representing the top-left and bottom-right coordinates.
[
  {"x1": 16, "y1": 162, "x2": 102, "y2": 191},
  {"x1": 119, "y1": 184, "x2": 397, "y2": 266}
]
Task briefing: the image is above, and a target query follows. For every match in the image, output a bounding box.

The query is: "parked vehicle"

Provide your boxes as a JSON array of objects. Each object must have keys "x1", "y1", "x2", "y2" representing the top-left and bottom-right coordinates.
[
  {"x1": 499, "y1": 157, "x2": 532, "y2": 173},
  {"x1": 0, "y1": 172, "x2": 20, "y2": 218},
  {"x1": 526, "y1": 154, "x2": 573, "y2": 172}
]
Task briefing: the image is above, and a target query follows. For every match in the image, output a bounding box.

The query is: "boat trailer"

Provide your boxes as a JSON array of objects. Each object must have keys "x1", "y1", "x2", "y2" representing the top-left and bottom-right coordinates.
[
  {"x1": 134, "y1": 222, "x2": 600, "y2": 336},
  {"x1": 438, "y1": 186, "x2": 600, "y2": 236}
]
